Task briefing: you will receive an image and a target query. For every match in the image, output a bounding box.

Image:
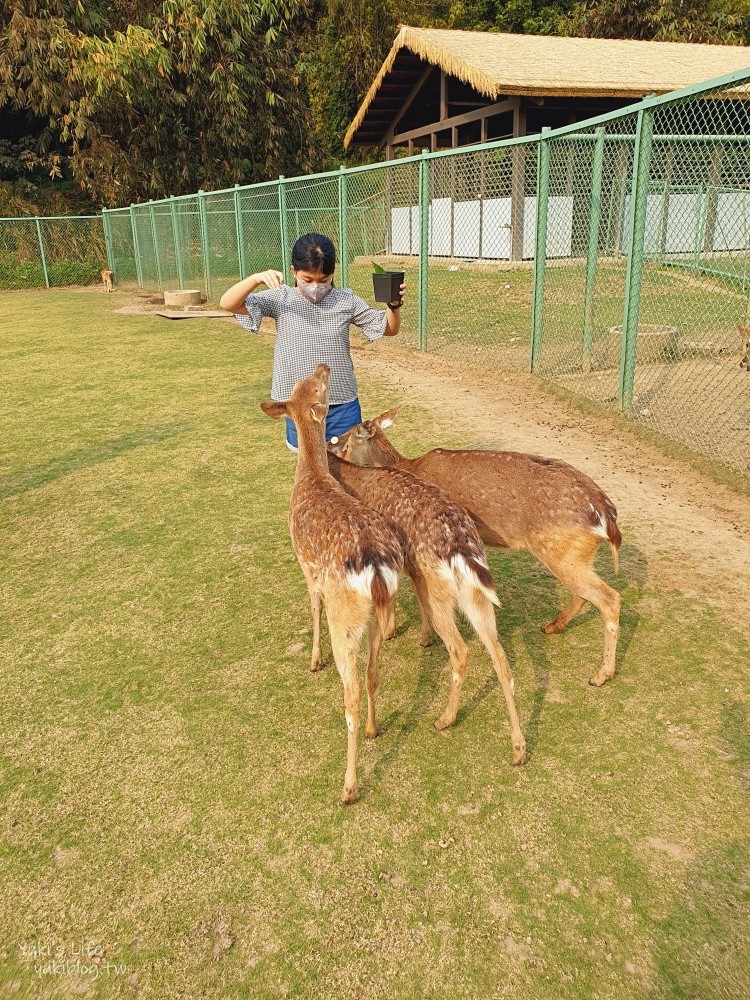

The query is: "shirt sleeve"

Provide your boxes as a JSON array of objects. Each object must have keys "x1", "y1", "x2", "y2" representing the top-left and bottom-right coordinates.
[
  {"x1": 350, "y1": 293, "x2": 388, "y2": 342},
  {"x1": 234, "y1": 288, "x2": 281, "y2": 333}
]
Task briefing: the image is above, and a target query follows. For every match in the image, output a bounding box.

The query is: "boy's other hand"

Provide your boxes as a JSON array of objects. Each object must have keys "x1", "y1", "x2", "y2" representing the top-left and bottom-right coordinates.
[{"x1": 255, "y1": 270, "x2": 284, "y2": 289}]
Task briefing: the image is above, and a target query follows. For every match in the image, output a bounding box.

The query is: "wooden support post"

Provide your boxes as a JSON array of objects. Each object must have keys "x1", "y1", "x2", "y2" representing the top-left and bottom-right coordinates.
[
  {"x1": 510, "y1": 101, "x2": 526, "y2": 261},
  {"x1": 702, "y1": 141, "x2": 724, "y2": 254}
]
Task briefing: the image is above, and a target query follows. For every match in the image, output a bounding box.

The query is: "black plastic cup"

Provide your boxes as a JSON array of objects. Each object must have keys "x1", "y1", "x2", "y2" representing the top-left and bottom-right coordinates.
[{"x1": 372, "y1": 271, "x2": 405, "y2": 304}]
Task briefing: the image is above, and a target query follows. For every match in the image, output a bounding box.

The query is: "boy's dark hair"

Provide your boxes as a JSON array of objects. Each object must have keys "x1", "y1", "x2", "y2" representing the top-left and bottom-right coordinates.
[{"x1": 291, "y1": 233, "x2": 336, "y2": 275}]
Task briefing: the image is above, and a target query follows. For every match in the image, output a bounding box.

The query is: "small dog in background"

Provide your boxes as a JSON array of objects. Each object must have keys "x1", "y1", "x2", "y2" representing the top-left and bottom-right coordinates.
[
  {"x1": 740, "y1": 326, "x2": 750, "y2": 372},
  {"x1": 101, "y1": 268, "x2": 113, "y2": 292}
]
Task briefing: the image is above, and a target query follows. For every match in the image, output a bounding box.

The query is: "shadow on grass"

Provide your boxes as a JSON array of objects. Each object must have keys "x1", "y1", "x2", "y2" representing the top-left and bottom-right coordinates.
[
  {"x1": 449, "y1": 537, "x2": 646, "y2": 759},
  {"x1": 649, "y1": 700, "x2": 750, "y2": 999},
  {"x1": 0, "y1": 423, "x2": 192, "y2": 500},
  {"x1": 357, "y1": 536, "x2": 647, "y2": 797}
]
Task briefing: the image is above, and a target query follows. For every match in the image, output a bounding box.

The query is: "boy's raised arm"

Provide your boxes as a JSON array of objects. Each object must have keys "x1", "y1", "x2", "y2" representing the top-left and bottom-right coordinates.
[{"x1": 219, "y1": 270, "x2": 284, "y2": 313}]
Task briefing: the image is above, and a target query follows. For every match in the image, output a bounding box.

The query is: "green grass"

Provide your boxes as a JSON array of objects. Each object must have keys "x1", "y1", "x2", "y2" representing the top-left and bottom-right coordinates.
[{"x1": 1, "y1": 288, "x2": 749, "y2": 998}]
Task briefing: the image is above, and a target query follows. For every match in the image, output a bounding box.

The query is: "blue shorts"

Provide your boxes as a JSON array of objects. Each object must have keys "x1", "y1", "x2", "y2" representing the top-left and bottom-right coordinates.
[{"x1": 285, "y1": 397, "x2": 362, "y2": 450}]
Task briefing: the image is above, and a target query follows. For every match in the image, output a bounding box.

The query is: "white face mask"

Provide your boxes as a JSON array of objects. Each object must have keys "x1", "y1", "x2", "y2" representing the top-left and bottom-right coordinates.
[{"x1": 297, "y1": 280, "x2": 332, "y2": 304}]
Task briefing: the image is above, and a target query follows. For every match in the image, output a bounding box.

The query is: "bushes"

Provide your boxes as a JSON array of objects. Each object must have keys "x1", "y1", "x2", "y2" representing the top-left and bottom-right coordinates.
[{"x1": 0, "y1": 256, "x2": 102, "y2": 289}]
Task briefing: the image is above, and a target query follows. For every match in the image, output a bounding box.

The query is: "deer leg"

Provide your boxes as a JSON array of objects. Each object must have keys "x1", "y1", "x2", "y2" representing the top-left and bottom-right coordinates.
[
  {"x1": 462, "y1": 592, "x2": 526, "y2": 766},
  {"x1": 327, "y1": 606, "x2": 367, "y2": 805},
  {"x1": 549, "y1": 557, "x2": 621, "y2": 686},
  {"x1": 385, "y1": 600, "x2": 396, "y2": 640},
  {"x1": 309, "y1": 588, "x2": 324, "y2": 671},
  {"x1": 365, "y1": 617, "x2": 382, "y2": 739},
  {"x1": 422, "y1": 585, "x2": 469, "y2": 731},
  {"x1": 410, "y1": 571, "x2": 435, "y2": 648},
  {"x1": 542, "y1": 594, "x2": 588, "y2": 635},
  {"x1": 587, "y1": 579, "x2": 621, "y2": 687}
]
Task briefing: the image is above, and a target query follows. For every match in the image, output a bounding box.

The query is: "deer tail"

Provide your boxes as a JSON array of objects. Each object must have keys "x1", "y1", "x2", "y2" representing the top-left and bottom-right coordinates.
[
  {"x1": 371, "y1": 565, "x2": 399, "y2": 637},
  {"x1": 452, "y1": 554, "x2": 501, "y2": 607}
]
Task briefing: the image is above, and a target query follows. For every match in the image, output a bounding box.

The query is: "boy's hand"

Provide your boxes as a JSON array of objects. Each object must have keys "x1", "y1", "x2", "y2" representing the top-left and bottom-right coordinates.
[
  {"x1": 254, "y1": 269, "x2": 284, "y2": 289},
  {"x1": 389, "y1": 281, "x2": 406, "y2": 308}
]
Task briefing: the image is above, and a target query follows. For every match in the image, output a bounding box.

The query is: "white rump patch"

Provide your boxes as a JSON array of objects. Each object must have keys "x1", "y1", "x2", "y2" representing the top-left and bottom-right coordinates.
[
  {"x1": 346, "y1": 564, "x2": 399, "y2": 599},
  {"x1": 588, "y1": 502, "x2": 609, "y2": 540},
  {"x1": 379, "y1": 565, "x2": 400, "y2": 597},
  {"x1": 445, "y1": 554, "x2": 500, "y2": 607},
  {"x1": 346, "y1": 565, "x2": 375, "y2": 598}
]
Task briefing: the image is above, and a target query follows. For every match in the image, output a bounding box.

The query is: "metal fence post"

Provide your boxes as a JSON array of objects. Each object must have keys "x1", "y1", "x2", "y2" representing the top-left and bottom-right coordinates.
[
  {"x1": 101, "y1": 209, "x2": 116, "y2": 276},
  {"x1": 337, "y1": 165, "x2": 349, "y2": 289},
  {"x1": 169, "y1": 197, "x2": 185, "y2": 289},
  {"x1": 530, "y1": 128, "x2": 551, "y2": 372},
  {"x1": 197, "y1": 190, "x2": 211, "y2": 300},
  {"x1": 418, "y1": 148, "x2": 430, "y2": 350},
  {"x1": 34, "y1": 217, "x2": 50, "y2": 288},
  {"x1": 233, "y1": 185, "x2": 246, "y2": 279},
  {"x1": 148, "y1": 201, "x2": 163, "y2": 290},
  {"x1": 619, "y1": 107, "x2": 654, "y2": 410},
  {"x1": 582, "y1": 127, "x2": 606, "y2": 372},
  {"x1": 278, "y1": 176, "x2": 290, "y2": 277},
  {"x1": 130, "y1": 205, "x2": 144, "y2": 288}
]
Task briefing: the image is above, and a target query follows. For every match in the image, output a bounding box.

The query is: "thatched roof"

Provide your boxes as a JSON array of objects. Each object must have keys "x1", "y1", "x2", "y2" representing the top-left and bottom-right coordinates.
[{"x1": 345, "y1": 26, "x2": 750, "y2": 147}]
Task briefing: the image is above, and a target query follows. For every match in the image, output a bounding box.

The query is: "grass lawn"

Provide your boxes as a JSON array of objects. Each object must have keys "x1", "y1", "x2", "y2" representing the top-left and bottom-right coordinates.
[{"x1": 1, "y1": 288, "x2": 749, "y2": 998}]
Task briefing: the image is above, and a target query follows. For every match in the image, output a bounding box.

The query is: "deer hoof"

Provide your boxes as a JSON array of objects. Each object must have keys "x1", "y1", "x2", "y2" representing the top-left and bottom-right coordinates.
[
  {"x1": 310, "y1": 658, "x2": 324, "y2": 672},
  {"x1": 512, "y1": 744, "x2": 527, "y2": 766},
  {"x1": 542, "y1": 621, "x2": 561, "y2": 635},
  {"x1": 420, "y1": 635, "x2": 434, "y2": 648},
  {"x1": 340, "y1": 785, "x2": 358, "y2": 805},
  {"x1": 588, "y1": 667, "x2": 614, "y2": 687},
  {"x1": 434, "y1": 714, "x2": 454, "y2": 731},
  {"x1": 366, "y1": 723, "x2": 378, "y2": 739}
]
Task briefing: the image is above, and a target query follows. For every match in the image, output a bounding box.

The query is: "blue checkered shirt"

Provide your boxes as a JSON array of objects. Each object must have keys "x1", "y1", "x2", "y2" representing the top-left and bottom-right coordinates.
[{"x1": 235, "y1": 285, "x2": 387, "y2": 405}]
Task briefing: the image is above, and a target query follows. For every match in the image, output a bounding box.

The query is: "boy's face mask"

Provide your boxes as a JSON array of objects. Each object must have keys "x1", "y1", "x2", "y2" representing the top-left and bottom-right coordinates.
[{"x1": 297, "y1": 280, "x2": 333, "y2": 303}]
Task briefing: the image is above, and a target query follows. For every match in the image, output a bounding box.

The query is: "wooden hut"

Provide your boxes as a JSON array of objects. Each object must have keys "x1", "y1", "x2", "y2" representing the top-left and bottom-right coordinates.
[
  {"x1": 345, "y1": 27, "x2": 749, "y2": 261},
  {"x1": 345, "y1": 26, "x2": 750, "y2": 156}
]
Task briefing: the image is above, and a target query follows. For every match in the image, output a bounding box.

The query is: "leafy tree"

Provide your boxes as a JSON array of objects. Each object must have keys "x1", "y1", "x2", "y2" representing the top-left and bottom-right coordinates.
[
  {"x1": 0, "y1": 0, "x2": 314, "y2": 205},
  {"x1": 557, "y1": 0, "x2": 750, "y2": 43}
]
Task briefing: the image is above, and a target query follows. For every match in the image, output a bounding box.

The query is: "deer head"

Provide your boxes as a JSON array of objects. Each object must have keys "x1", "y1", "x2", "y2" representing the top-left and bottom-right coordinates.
[
  {"x1": 740, "y1": 327, "x2": 750, "y2": 372},
  {"x1": 261, "y1": 364, "x2": 331, "y2": 426},
  {"x1": 328, "y1": 405, "x2": 402, "y2": 466}
]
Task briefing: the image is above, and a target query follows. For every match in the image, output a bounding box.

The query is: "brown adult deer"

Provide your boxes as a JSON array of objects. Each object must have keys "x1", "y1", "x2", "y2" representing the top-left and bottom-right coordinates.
[
  {"x1": 327, "y1": 451, "x2": 526, "y2": 765},
  {"x1": 331, "y1": 407, "x2": 622, "y2": 687},
  {"x1": 101, "y1": 268, "x2": 113, "y2": 292},
  {"x1": 261, "y1": 366, "x2": 404, "y2": 804},
  {"x1": 740, "y1": 326, "x2": 750, "y2": 372}
]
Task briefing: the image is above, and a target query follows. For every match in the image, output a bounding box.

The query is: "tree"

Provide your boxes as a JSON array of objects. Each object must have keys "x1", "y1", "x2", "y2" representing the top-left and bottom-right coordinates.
[
  {"x1": 557, "y1": 0, "x2": 750, "y2": 43},
  {"x1": 0, "y1": 0, "x2": 314, "y2": 205}
]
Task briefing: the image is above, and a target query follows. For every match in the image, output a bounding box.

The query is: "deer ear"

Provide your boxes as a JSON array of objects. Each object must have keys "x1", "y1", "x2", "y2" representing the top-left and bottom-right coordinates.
[
  {"x1": 375, "y1": 403, "x2": 402, "y2": 430},
  {"x1": 260, "y1": 400, "x2": 287, "y2": 420},
  {"x1": 310, "y1": 402, "x2": 327, "y2": 424}
]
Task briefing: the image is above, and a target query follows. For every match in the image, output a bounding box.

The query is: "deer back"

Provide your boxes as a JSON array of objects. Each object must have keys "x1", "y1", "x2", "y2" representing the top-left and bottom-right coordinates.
[
  {"x1": 327, "y1": 453, "x2": 489, "y2": 578},
  {"x1": 409, "y1": 448, "x2": 620, "y2": 552}
]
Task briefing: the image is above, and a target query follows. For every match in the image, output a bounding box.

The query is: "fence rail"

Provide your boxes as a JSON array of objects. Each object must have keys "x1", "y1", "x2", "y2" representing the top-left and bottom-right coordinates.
[{"x1": 2, "y1": 66, "x2": 749, "y2": 474}]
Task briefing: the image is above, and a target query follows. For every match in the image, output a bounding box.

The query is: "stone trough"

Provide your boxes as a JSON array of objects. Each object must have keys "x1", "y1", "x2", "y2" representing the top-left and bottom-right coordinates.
[
  {"x1": 594, "y1": 324, "x2": 679, "y2": 369},
  {"x1": 163, "y1": 289, "x2": 202, "y2": 308}
]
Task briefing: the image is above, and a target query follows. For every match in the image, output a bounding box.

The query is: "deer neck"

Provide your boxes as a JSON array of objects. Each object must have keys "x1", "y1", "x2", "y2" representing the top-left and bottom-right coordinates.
[
  {"x1": 294, "y1": 416, "x2": 329, "y2": 481},
  {"x1": 372, "y1": 437, "x2": 410, "y2": 471}
]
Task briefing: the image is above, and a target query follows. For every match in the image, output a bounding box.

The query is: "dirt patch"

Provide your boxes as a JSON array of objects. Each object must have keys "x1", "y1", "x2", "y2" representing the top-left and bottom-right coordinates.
[{"x1": 356, "y1": 339, "x2": 750, "y2": 620}]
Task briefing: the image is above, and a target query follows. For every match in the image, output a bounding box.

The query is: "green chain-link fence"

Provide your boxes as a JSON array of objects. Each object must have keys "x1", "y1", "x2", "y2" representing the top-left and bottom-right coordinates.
[
  {"x1": 0, "y1": 214, "x2": 106, "y2": 289},
  {"x1": 2, "y1": 66, "x2": 749, "y2": 472}
]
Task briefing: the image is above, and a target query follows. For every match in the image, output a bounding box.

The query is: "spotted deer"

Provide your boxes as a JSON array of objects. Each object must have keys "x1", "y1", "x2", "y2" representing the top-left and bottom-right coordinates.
[
  {"x1": 101, "y1": 268, "x2": 113, "y2": 292},
  {"x1": 260, "y1": 366, "x2": 403, "y2": 804},
  {"x1": 331, "y1": 407, "x2": 622, "y2": 687},
  {"x1": 327, "y1": 451, "x2": 526, "y2": 765},
  {"x1": 740, "y1": 326, "x2": 750, "y2": 372}
]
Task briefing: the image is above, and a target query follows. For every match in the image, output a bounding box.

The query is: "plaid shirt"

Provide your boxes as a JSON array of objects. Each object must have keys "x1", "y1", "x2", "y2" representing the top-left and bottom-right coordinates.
[{"x1": 235, "y1": 285, "x2": 388, "y2": 404}]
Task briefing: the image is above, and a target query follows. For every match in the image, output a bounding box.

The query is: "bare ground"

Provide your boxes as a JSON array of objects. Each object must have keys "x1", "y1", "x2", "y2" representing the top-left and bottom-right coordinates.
[{"x1": 355, "y1": 338, "x2": 750, "y2": 620}]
